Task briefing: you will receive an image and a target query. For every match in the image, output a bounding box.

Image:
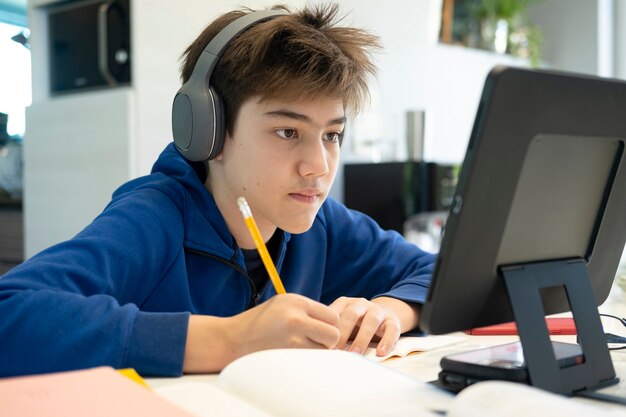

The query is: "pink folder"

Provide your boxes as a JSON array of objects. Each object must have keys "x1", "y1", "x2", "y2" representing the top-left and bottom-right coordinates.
[{"x1": 0, "y1": 367, "x2": 194, "y2": 417}]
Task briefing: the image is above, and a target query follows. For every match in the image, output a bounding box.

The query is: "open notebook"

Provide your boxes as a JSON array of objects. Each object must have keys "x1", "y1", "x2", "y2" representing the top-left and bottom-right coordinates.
[
  {"x1": 364, "y1": 334, "x2": 464, "y2": 362},
  {"x1": 155, "y1": 348, "x2": 623, "y2": 417},
  {"x1": 157, "y1": 349, "x2": 453, "y2": 417}
]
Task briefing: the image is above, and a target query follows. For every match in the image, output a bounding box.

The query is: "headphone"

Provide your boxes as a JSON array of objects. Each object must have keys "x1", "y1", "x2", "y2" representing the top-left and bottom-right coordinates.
[{"x1": 172, "y1": 10, "x2": 287, "y2": 161}]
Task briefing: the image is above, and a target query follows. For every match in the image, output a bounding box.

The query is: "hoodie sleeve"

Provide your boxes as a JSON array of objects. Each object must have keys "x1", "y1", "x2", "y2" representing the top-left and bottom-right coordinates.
[
  {"x1": 0, "y1": 185, "x2": 190, "y2": 377},
  {"x1": 319, "y1": 198, "x2": 436, "y2": 306}
]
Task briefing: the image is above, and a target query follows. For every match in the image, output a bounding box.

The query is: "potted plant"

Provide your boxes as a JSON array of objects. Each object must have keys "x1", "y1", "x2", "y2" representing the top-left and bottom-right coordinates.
[{"x1": 473, "y1": 0, "x2": 539, "y2": 56}]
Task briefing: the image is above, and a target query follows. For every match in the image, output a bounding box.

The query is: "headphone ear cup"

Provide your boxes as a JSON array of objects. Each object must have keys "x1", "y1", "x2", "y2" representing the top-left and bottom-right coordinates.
[
  {"x1": 172, "y1": 83, "x2": 224, "y2": 161},
  {"x1": 172, "y1": 89, "x2": 195, "y2": 156}
]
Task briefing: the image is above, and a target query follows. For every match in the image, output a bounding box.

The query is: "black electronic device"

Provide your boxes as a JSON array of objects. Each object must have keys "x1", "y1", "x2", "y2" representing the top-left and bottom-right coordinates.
[
  {"x1": 438, "y1": 341, "x2": 584, "y2": 392},
  {"x1": 343, "y1": 161, "x2": 456, "y2": 233},
  {"x1": 48, "y1": 0, "x2": 131, "y2": 94},
  {"x1": 419, "y1": 66, "x2": 626, "y2": 397}
]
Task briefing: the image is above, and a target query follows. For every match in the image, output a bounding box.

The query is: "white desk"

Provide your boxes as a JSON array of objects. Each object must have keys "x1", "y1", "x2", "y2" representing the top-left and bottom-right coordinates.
[{"x1": 146, "y1": 284, "x2": 626, "y2": 414}]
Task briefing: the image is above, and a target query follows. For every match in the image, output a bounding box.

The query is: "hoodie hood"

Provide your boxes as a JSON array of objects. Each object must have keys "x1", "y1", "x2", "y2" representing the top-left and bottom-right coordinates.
[{"x1": 112, "y1": 142, "x2": 237, "y2": 260}]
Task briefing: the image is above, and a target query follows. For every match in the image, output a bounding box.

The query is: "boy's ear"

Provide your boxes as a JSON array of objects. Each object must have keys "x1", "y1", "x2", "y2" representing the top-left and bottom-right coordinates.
[{"x1": 213, "y1": 131, "x2": 233, "y2": 162}]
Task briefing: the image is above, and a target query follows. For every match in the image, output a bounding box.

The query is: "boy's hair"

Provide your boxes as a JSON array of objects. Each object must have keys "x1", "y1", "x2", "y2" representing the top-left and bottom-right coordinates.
[{"x1": 180, "y1": 3, "x2": 380, "y2": 135}]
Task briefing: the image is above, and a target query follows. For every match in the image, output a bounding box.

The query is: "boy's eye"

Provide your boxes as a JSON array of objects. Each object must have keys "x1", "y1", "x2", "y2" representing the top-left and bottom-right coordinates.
[
  {"x1": 276, "y1": 128, "x2": 298, "y2": 139},
  {"x1": 324, "y1": 132, "x2": 342, "y2": 143}
]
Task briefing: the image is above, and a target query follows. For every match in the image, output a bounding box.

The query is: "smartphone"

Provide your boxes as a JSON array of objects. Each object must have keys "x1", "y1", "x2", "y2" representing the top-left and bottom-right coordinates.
[
  {"x1": 437, "y1": 341, "x2": 583, "y2": 392},
  {"x1": 465, "y1": 317, "x2": 577, "y2": 335}
]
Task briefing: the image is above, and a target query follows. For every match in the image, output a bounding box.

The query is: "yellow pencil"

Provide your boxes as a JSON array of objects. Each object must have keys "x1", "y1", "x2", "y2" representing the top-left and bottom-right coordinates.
[{"x1": 236, "y1": 197, "x2": 287, "y2": 295}]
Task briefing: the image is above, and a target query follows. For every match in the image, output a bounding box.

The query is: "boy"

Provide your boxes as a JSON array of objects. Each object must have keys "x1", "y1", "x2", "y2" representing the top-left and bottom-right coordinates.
[{"x1": 0, "y1": 3, "x2": 435, "y2": 377}]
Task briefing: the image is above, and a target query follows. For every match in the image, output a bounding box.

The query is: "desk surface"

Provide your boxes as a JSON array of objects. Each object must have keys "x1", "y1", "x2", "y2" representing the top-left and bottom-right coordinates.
[{"x1": 146, "y1": 284, "x2": 626, "y2": 414}]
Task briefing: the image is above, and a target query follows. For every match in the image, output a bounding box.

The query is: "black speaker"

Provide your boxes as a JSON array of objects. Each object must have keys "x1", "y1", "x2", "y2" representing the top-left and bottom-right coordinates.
[
  {"x1": 48, "y1": 0, "x2": 131, "y2": 94},
  {"x1": 343, "y1": 161, "x2": 457, "y2": 233}
]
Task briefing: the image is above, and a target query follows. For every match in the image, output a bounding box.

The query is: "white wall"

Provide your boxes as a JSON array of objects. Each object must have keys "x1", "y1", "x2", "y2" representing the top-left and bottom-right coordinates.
[
  {"x1": 26, "y1": 1, "x2": 135, "y2": 255},
  {"x1": 24, "y1": 90, "x2": 132, "y2": 251},
  {"x1": 616, "y1": 0, "x2": 626, "y2": 79},
  {"x1": 527, "y1": 0, "x2": 599, "y2": 75},
  {"x1": 525, "y1": 1, "x2": 626, "y2": 80}
]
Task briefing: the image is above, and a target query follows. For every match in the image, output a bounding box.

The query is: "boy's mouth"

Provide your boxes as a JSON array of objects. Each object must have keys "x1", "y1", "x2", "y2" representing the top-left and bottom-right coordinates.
[{"x1": 289, "y1": 189, "x2": 323, "y2": 203}]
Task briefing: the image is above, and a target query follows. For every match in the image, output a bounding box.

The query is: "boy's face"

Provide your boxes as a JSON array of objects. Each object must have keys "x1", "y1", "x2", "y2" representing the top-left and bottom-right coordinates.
[{"x1": 213, "y1": 95, "x2": 344, "y2": 235}]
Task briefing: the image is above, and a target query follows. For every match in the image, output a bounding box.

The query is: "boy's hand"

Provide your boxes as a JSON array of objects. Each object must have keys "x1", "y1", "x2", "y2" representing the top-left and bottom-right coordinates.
[
  {"x1": 184, "y1": 294, "x2": 340, "y2": 373},
  {"x1": 329, "y1": 296, "x2": 420, "y2": 357},
  {"x1": 229, "y1": 293, "x2": 341, "y2": 354}
]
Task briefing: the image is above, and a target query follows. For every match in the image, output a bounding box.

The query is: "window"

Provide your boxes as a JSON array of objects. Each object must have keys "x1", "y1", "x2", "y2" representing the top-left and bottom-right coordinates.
[{"x1": 0, "y1": 21, "x2": 30, "y2": 138}]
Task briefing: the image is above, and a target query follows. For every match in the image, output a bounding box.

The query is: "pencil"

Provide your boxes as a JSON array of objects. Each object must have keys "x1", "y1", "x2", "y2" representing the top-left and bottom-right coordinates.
[{"x1": 236, "y1": 197, "x2": 287, "y2": 295}]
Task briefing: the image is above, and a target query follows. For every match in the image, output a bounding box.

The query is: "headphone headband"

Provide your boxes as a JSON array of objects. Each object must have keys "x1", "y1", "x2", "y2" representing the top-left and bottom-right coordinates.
[{"x1": 172, "y1": 10, "x2": 287, "y2": 161}]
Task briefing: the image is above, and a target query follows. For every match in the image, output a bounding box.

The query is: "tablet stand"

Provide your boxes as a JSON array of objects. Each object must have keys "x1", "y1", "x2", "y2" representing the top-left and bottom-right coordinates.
[{"x1": 501, "y1": 258, "x2": 618, "y2": 395}]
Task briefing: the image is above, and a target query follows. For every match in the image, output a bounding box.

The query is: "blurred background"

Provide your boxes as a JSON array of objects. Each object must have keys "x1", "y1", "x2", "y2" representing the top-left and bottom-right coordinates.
[{"x1": 0, "y1": 0, "x2": 624, "y2": 275}]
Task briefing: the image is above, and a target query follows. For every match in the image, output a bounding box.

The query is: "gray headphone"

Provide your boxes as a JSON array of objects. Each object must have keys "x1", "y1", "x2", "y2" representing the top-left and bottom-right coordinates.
[{"x1": 172, "y1": 10, "x2": 287, "y2": 161}]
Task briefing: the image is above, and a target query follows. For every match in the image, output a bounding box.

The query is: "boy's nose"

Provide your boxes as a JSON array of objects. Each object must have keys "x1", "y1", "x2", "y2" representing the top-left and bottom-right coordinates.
[{"x1": 298, "y1": 140, "x2": 330, "y2": 177}]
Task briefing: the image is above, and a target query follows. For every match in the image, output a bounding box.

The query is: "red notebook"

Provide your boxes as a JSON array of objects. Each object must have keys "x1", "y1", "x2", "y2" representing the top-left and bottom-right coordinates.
[{"x1": 466, "y1": 317, "x2": 577, "y2": 335}]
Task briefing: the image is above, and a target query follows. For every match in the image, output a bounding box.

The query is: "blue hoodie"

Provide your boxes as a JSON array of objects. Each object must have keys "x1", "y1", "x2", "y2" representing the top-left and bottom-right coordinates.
[{"x1": 0, "y1": 143, "x2": 435, "y2": 377}]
